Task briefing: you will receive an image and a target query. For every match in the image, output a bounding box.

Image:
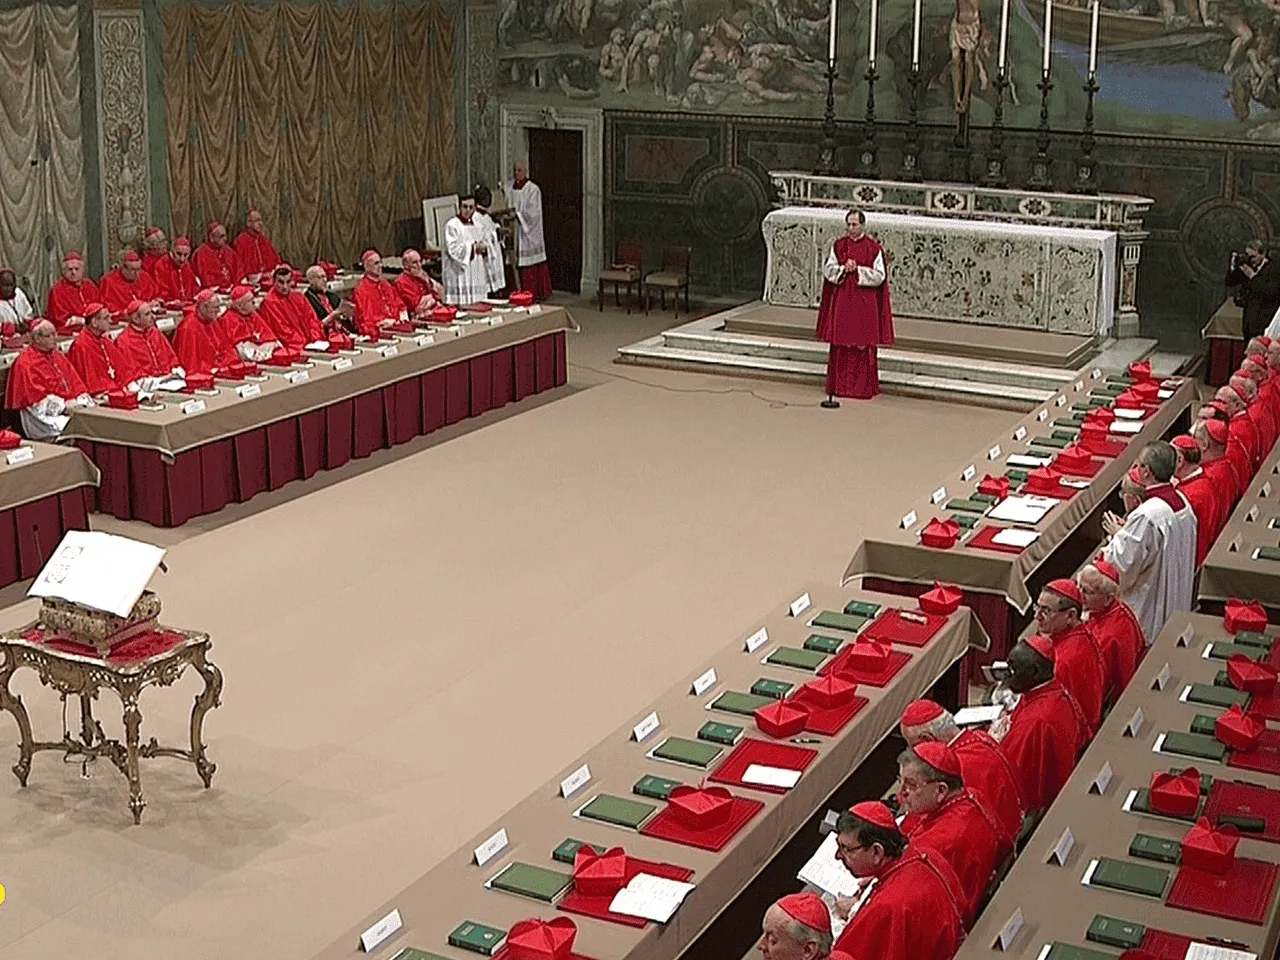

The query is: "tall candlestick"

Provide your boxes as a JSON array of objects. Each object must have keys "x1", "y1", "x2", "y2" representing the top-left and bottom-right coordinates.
[
  {"x1": 997, "y1": 0, "x2": 1010, "y2": 69},
  {"x1": 1042, "y1": 0, "x2": 1053, "y2": 76},
  {"x1": 868, "y1": 0, "x2": 878, "y2": 68},
  {"x1": 828, "y1": 0, "x2": 838, "y2": 64},
  {"x1": 911, "y1": 0, "x2": 923, "y2": 68},
  {"x1": 1087, "y1": 0, "x2": 1100, "y2": 75}
]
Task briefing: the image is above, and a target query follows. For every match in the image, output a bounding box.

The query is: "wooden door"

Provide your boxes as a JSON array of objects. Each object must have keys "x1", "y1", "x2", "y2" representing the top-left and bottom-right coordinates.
[{"x1": 527, "y1": 128, "x2": 582, "y2": 294}]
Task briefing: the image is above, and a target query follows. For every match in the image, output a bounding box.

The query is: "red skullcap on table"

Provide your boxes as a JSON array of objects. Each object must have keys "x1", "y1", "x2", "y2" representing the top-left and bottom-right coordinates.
[
  {"x1": 900, "y1": 699, "x2": 945, "y2": 727},
  {"x1": 848, "y1": 800, "x2": 898, "y2": 830},
  {"x1": 775, "y1": 892, "x2": 832, "y2": 935},
  {"x1": 913, "y1": 740, "x2": 962, "y2": 778}
]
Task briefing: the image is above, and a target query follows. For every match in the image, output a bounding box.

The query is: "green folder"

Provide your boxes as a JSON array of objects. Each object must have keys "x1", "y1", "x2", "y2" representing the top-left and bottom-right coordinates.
[
  {"x1": 651, "y1": 736, "x2": 723, "y2": 768},
  {"x1": 1055, "y1": 417, "x2": 1084, "y2": 428},
  {"x1": 578, "y1": 794, "x2": 657, "y2": 829},
  {"x1": 1257, "y1": 546, "x2": 1280, "y2": 562},
  {"x1": 1086, "y1": 915, "x2": 1147, "y2": 950},
  {"x1": 946, "y1": 498, "x2": 990, "y2": 514},
  {"x1": 949, "y1": 512, "x2": 980, "y2": 530},
  {"x1": 1161, "y1": 731, "x2": 1228, "y2": 763},
  {"x1": 1128, "y1": 834, "x2": 1182, "y2": 864},
  {"x1": 699, "y1": 721, "x2": 743, "y2": 745},
  {"x1": 710, "y1": 691, "x2": 774, "y2": 716},
  {"x1": 844, "y1": 600, "x2": 882, "y2": 617},
  {"x1": 751, "y1": 678, "x2": 794, "y2": 699},
  {"x1": 1190, "y1": 714, "x2": 1218, "y2": 737},
  {"x1": 1131, "y1": 788, "x2": 1199, "y2": 821},
  {"x1": 1090, "y1": 857, "x2": 1170, "y2": 898},
  {"x1": 1052, "y1": 427, "x2": 1080, "y2": 438},
  {"x1": 810, "y1": 610, "x2": 869, "y2": 633},
  {"x1": 1214, "y1": 669, "x2": 1233, "y2": 688},
  {"x1": 1099, "y1": 382, "x2": 1128, "y2": 396},
  {"x1": 1005, "y1": 468, "x2": 1030, "y2": 482},
  {"x1": 1186, "y1": 682, "x2": 1250, "y2": 708},
  {"x1": 1237, "y1": 631, "x2": 1277, "y2": 650},
  {"x1": 1086, "y1": 396, "x2": 1111, "y2": 408},
  {"x1": 1219, "y1": 813, "x2": 1267, "y2": 832},
  {"x1": 1046, "y1": 944, "x2": 1123, "y2": 960},
  {"x1": 1168, "y1": 768, "x2": 1215, "y2": 794},
  {"x1": 392, "y1": 950, "x2": 451, "y2": 960},
  {"x1": 804, "y1": 634, "x2": 843, "y2": 654},
  {"x1": 1070, "y1": 404, "x2": 1094, "y2": 414},
  {"x1": 1208, "y1": 642, "x2": 1262, "y2": 661},
  {"x1": 1031, "y1": 435, "x2": 1070, "y2": 449},
  {"x1": 766, "y1": 647, "x2": 828, "y2": 672},
  {"x1": 971, "y1": 491, "x2": 999, "y2": 504},
  {"x1": 552, "y1": 839, "x2": 605, "y2": 864},
  {"x1": 633, "y1": 774, "x2": 682, "y2": 800},
  {"x1": 489, "y1": 862, "x2": 573, "y2": 902},
  {"x1": 448, "y1": 922, "x2": 507, "y2": 956}
]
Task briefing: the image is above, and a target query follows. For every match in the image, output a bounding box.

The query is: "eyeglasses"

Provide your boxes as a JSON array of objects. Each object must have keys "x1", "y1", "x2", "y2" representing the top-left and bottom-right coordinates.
[{"x1": 835, "y1": 839, "x2": 869, "y2": 856}]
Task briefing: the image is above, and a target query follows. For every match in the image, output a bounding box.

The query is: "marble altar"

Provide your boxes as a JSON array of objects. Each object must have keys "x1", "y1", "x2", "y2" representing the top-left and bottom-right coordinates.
[{"x1": 763, "y1": 206, "x2": 1118, "y2": 336}]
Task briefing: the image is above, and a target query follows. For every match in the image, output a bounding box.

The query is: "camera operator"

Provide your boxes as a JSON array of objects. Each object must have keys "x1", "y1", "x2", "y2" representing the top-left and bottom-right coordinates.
[{"x1": 1226, "y1": 240, "x2": 1280, "y2": 340}]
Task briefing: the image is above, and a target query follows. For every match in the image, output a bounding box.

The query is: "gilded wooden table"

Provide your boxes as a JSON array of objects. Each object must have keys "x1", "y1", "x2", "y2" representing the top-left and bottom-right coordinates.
[{"x1": 0, "y1": 623, "x2": 223, "y2": 824}]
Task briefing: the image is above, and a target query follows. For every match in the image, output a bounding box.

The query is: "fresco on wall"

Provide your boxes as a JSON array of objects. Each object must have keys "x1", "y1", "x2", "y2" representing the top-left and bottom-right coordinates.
[{"x1": 497, "y1": 0, "x2": 1280, "y2": 139}]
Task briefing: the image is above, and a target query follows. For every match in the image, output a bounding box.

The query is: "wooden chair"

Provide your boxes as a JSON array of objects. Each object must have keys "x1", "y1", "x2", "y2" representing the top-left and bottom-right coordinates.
[
  {"x1": 598, "y1": 240, "x2": 644, "y2": 313},
  {"x1": 644, "y1": 246, "x2": 691, "y2": 318}
]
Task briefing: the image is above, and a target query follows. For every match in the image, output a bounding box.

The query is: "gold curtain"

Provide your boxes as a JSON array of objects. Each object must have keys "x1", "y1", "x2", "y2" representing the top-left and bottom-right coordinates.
[{"x1": 163, "y1": 0, "x2": 455, "y2": 268}]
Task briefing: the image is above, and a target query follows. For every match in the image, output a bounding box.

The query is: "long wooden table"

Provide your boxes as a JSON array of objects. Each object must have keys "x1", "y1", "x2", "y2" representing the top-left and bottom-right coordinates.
[
  {"x1": 1199, "y1": 441, "x2": 1280, "y2": 617},
  {"x1": 309, "y1": 584, "x2": 988, "y2": 960},
  {"x1": 0, "y1": 441, "x2": 98, "y2": 588}
]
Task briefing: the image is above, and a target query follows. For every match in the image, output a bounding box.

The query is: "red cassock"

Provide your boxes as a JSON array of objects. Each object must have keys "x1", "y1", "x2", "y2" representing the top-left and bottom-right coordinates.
[
  {"x1": 1248, "y1": 401, "x2": 1276, "y2": 461},
  {"x1": 116, "y1": 324, "x2": 181, "y2": 378},
  {"x1": 352, "y1": 276, "x2": 403, "y2": 336},
  {"x1": 172, "y1": 311, "x2": 239, "y2": 376},
  {"x1": 141, "y1": 250, "x2": 166, "y2": 277},
  {"x1": 4, "y1": 347, "x2": 88, "y2": 409},
  {"x1": 233, "y1": 230, "x2": 282, "y2": 277},
  {"x1": 395, "y1": 271, "x2": 439, "y2": 312},
  {"x1": 152, "y1": 256, "x2": 201, "y2": 303},
  {"x1": 815, "y1": 235, "x2": 894, "y2": 399},
  {"x1": 999, "y1": 679, "x2": 1087, "y2": 814},
  {"x1": 951, "y1": 728, "x2": 1025, "y2": 846},
  {"x1": 67, "y1": 328, "x2": 134, "y2": 393},
  {"x1": 1086, "y1": 599, "x2": 1145, "y2": 698},
  {"x1": 221, "y1": 308, "x2": 280, "y2": 347},
  {"x1": 1264, "y1": 378, "x2": 1280, "y2": 423},
  {"x1": 99, "y1": 269, "x2": 158, "y2": 316},
  {"x1": 1051, "y1": 624, "x2": 1106, "y2": 735},
  {"x1": 1175, "y1": 470, "x2": 1222, "y2": 565},
  {"x1": 1202, "y1": 455, "x2": 1243, "y2": 510},
  {"x1": 258, "y1": 289, "x2": 323, "y2": 348},
  {"x1": 45, "y1": 278, "x2": 102, "y2": 333},
  {"x1": 192, "y1": 243, "x2": 240, "y2": 289},
  {"x1": 900, "y1": 791, "x2": 1003, "y2": 923},
  {"x1": 833, "y1": 848, "x2": 965, "y2": 960}
]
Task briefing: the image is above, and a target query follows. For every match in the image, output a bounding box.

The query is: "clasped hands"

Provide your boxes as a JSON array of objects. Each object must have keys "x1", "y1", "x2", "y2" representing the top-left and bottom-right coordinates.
[{"x1": 1101, "y1": 510, "x2": 1124, "y2": 537}]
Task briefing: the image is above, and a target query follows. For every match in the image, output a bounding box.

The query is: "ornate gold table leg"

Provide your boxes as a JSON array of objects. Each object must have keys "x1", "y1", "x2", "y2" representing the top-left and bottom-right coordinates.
[
  {"x1": 119, "y1": 681, "x2": 146, "y2": 824},
  {"x1": 189, "y1": 644, "x2": 222, "y2": 788},
  {"x1": 0, "y1": 648, "x2": 34, "y2": 787}
]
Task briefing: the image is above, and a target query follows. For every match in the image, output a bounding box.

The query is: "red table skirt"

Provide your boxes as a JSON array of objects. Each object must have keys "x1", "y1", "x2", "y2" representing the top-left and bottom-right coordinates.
[
  {"x1": 79, "y1": 332, "x2": 567, "y2": 528},
  {"x1": 0, "y1": 487, "x2": 94, "y2": 589},
  {"x1": 1207, "y1": 338, "x2": 1245, "y2": 388}
]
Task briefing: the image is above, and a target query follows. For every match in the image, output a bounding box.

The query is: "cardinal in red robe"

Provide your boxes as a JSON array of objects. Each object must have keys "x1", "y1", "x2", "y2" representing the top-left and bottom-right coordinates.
[
  {"x1": 258, "y1": 266, "x2": 324, "y2": 349},
  {"x1": 815, "y1": 210, "x2": 893, "y2": 401},
  {"x1": 993, "y1": 636, "x2": 1088, "y2": 815},
  {"x1": 352, "y1": 250, "x2": 405, "y2": 336},
  {"x1": 1035, "y1": 580, "x2": 1106, "y2": 735},
  {"x1": 173, "y1": 289, "x2": 240, "y2": 376},
  {"x1": 1171, "y1": 435, "x2": 1224, "y2": 564},
  {"x1": 153, "y1": 237, "x2": 201, "y2": 304},
  {"x1": 5, "y1": 320, "x2": 91, "y2": 438},
  {"x1": 192, "y1": 220, "x2": 240, "y2": 289},
  {"x1": 1195, "y1": 417, "x2": 1242, "y2": 514},
  {"x1": 395, "y1": 248, "x2": 445, "y2": 317},
  {"x1": 141, "y1": 225, "x2": 168, "y2": 277},
  {"x1": 899, "y1": 699, "x2": 1026, "y2": 848},
  {"x1": 116, "y1": 301, "x2": 183, "y2": 380},
  {"x1": 832, "y1": 801, "x2": 965, "y2": 960},
  {"x1": 233, "y1": 208, "x2": 282, "y2": 278},
  {"x1": 66, "y1": 304, "x2": 134, "y2": 394},
  {"x1": 1233, "y1": 373, "x2": 1276, "y2": 459},
  {"x1": 99, "y1": 250, "x2": 159, "y2": 317},
  {"x1": 896, "y1": 741, "x2": 1003, "y2": 923},
  {"x1": 760, "y1": 894, "x2": 834, "y2": 960},
  {"x1": 1079, "y1": 560, "x2": 1145, "y2": 699},
  {"x1": 221, "y1": 284, "x2": 284, "y2": 361},
  {"x1": 45, "y1": 251, "x2": 101, "y2": 333}
]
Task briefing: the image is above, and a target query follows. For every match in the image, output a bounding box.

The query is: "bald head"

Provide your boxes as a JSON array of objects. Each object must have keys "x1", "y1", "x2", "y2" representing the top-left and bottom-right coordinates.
[{"x1": 305, "y1": 265, "x2": 327, "y2": 290}]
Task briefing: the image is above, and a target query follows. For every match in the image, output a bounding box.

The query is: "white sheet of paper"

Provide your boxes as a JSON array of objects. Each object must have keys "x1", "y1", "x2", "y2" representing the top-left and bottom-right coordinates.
[
  {"x1": 1110, "y1": 420, "x2": 1143, "y2": 434},
  {"x1": 608, "y1": 873, "x2": 695, "y2": 923},
  {"x1": 156, "y1": 378, "x2": 185, "y2": 391},
  {"x1": 742, "y1": 764, "x2": 802, "y2": 789},
  {"x1": 1185, "y1": 944, "x2": 1257, "y2": 960},
  {"x1": 27, "y1": 531, "x2": 166, "y2": 617},
  {"x1": 1114, "y1": 408, "x2": 1145, "y2": 420},
  {"x1": 1006, "y1": 453, "x2": 1053, "y2": 468},
  {"x1": 988, "y1": 496, "x2": 1055, "y2": 525},
  {"x1": 992, "y1": 528, "x2": 1041, "y2": 548},
  {"x1": 954, "y1": 704, "x2": 1004, "y2": 726},
  {"x1": 797, "y1": 833, "x2": 861, "y2": 898}
]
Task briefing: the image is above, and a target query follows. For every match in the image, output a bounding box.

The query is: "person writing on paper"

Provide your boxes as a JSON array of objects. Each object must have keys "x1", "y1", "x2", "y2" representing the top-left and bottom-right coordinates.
[
  {"x1": 1078, "y1": 561, "x2": 1145, "y2": 701},
  {"x1": 506, "y1": 163, "x2": 553, "y2": 301},
  {"x1": 830, "y1": 801, "x2": 965, "y2": 960},
  {"x1": 1033, "y1": 579, "x2": 1107, "y2": 735},
  {"x1": 1101, "y1": 444, "x2": 1197, "y2": 641},
  {"x1": 1170, "y1": 434, "x2": 1224, "y2": 563},
  {"x1": 0, "y1": 267, "x2": 35, "y2": 332},
  {"x1": 442, "y1": 196, "x2": 505, "y2": 306},
  {"x1": 222, "y1": 285, "x2": 284, "y2": 362},
  {"x1": 899, "y1": 699, "x2": 1025, "y2": 845},
  {"x1": 990, "y1": 636, "x2": 1087, "y2": 816},
  {"x1": 759, "y1": 893, "x2": 834, "y2": 960},
  {"x1": 895, "y1": 741, "x2": 1004, "y2": 924},
  {"x1": 115, "y1": 301, "x2": 185, "y2": 389},
  {"x1": 67, "y1": 304, "x2": 135, "y2": 394},
  {"x1": 815, "y1": 209, "x2": 894, "y2": 401},
  {"x1": 4, "y1": 319, "x2": 93, "y2": 439}
]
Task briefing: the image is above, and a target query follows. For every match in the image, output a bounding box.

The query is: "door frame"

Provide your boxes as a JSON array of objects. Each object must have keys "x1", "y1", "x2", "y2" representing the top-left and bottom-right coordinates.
[{"x1": 500, "y1": 104, "x2": 602, "y2": 297}]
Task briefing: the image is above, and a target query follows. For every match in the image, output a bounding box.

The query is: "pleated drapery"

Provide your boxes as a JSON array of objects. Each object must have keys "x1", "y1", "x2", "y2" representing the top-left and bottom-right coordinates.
[
  {"x1": 163, "y1": 0, "x2": 456, "y2": 268},
  {"x1": 0, "y1": 2, "x2": 87, "y2": 305}
]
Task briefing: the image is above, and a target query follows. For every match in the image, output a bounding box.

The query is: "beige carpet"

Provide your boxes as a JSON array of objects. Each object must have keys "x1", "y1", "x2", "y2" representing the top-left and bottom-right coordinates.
[{"x1": 0, "y1": 297, "x2": 1017, "y2": 960}]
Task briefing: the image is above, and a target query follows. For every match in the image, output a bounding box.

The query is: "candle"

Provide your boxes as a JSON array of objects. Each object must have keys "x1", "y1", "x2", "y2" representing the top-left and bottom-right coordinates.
[
  {"x1": 828, "y1": 0, "x2": 838, "y2": 64},
  {"x1": 868, "y1": 0, "x2": 879, "y2": 67},
  {"x1": 1087, "y1": 0, "x2": 1100, "y2": 75},
  {"x1": 911, "y1": 0, "x2": 923, "y2": 68},
  {"x1": 1042, "y1": 0, "x2": 1053, "y2": 76},
  {"x1": 997, "y1": 0, "x2": 1010, "y2": 69}
]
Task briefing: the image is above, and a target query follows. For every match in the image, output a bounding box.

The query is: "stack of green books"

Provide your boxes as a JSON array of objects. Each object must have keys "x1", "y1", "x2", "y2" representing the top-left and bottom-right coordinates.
[
  {"x1": 1087, "y1": 857, "x2": 1170, "y2": 898},
  {"x1": 578, "y1": 794, "x2": 657, "y2": 828},
  {"x1": 844, "y1": 600, "x2": 882, "y2": 617},
  {"x1": 1052, "y1": 425, "x2": 1080, "y2": 437},
  {"x1": 1086, "y1": 915, "x2": 1146, "y2": 949},
  {"x1": 1130, "y1": 788, "x2": 1199, "y2": 821},
  {"x1": 946, "y1": 498, "x2": 990, "y2": 514},
  {"x1": 633, "y1": 774, "x2": 682, "y2": 800},
  {"x1": 552, "y1": 838, "x2": 605, "y2": 864},
  {"x1": 488, "y1": 863, "x2": 573, "y2": 902},
  {"x1": 1160, "y1": 731, "x2": 1228, "y2": 763},
  {"x1": 751, "y1": 678, "x2": 794, "y2": 699},
  {"x1": 1189, "y1": 714, "x2": 1219, "y2": 737},
  {"x1": 1128, "y1": 833, "x2": 1182, "y2": 864},
  {"x1": 1206, "y1": 641, "x2": 1260, "y2": 661},
  {"x1": 971, "y1": 492, "x2": 999, "y2": 504},
  {"x1": 710, "y1": 690, "x2": 775, "y2": 716},
  {"x1": 1185, "y1": 682, "x2": 1250, "y2": 708},
  {"x1": 949, "y1": 513, "x2": 981, "y2": 530},
  {"x1": 1030, "y1": 435, "x2": 1070, "y2": 450},
  {"x1": 804, "y1": 634, "x2": 843, "y2": 654},
  {"x1": 1005, "y1": 468, "x2": 1030, "y2": 483},
  {"x1": 1054, "y1": 417, "x2": 1084, "y2": 428},
  {"x1": 448, "y1": 922, "x2": 507, "y2": 956},
  {"x1": 810, "y1": 610, "x2": 869, "y2": 633},
  {"x1": 699, "y1": 721, "x2": 743, "y2": 745},
  {"x1": 766, "y1": 647, "x2": 829, "y2": 672},
  {"x1": 651, "y1": 736, "x2": 723, "y2": 768},
  {"x1": 1237, "y1": 631, "x2": 1277, "y2": 650}
]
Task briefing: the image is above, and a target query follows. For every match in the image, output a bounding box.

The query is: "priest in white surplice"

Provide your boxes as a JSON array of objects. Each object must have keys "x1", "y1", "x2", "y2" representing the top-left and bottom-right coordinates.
[
  {"x1": 1101, "y1": 442, "x2": 1197, "y2": 643},
  {"x1": 442, "y1": 196, "x2": 505, "y2": 306},
  {"x1": 505, "y1": 163, "x2": 553, "y2": 301}
]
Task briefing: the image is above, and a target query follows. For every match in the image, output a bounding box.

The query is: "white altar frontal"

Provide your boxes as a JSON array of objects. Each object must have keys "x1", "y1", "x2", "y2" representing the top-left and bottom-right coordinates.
[{"x1": 763, "y1": 205, "x2": 1118, "y2": 337}]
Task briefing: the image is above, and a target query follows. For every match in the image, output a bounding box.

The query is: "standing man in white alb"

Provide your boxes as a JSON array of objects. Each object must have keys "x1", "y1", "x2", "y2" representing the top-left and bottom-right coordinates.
[
  {"x1": 442, "y1": 195, "x2": 505, "y2": 306},
  {"x1": 505, "y1": 162, "x2": 553, "y2": 301}
]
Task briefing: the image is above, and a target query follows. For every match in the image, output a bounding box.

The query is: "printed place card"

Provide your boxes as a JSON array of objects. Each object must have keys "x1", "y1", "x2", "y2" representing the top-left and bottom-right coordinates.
[
  {"x1": 1263, "y1": 482, "x2": 1273, "y2": 498},
  {"x1": 632, "y1": 712, "x2": 660, "y2": 742},
  {"x1": 1153, "y1": 662, "x2": 1172, "y2": 691},
  {"x1": 692, "y1": 668, "x2": 718, "y2": 696},
  {"x1": 744, "y1": 627, "x2": 769, "y2": 653},
  {"x1": 474, "y1": 828, "x2": 509, "y2": 866},
  {"x1": 1075, "y1": 380, "x2": 1084, "y2": 391},
  {"x1": 285, "y1": 370, "x2": 309, "y2": 384},
  {"x1": 1056, "y1": 395, "x2": 1068, "y2": 406},
  {"x1": 1248, "y1": 505, "x2": 1260, "y2": 522},
  {"x1": 994, "y1": 908, "x2": 1024, "y2": 951},
  {"x1": 1048, "y1": 826, "x2": 1075, "y2": 865},
  {"x1": 931, "y1": 487, "x2": 947, "y2": 505},
  {"x1": 414, "y1": 334, "x2": 435, "y2": 347},
  {"x1": 1124, "y1": 706, "x2": 1145, "y2": 738},
  {"x1": 1013, "y1": 426, "x2": 1028, "y2": 442},
  {"x1": 235, "y1": 383, "x2": 261, "y2": 399},
  {"x1": 1090, "y1": 761, "x2": 1113, "y2": 795},
  {"x1": 900, "y1": 510, "x2": 918, "y2": 530},
  {"x1": 1177, "y1": 624, "x2": 1195, "y2": 647},
  {"x1": 331, "y1": 357, "x2": 353, "y2": 371},
  {"x1": 378, "y1": 345, "x2": 399, "y2": 358},
  {"x1": 789, "y1": 593, "x2": 812, "y2": 617},
  {"x1": 560, "y1": 764, "x2": 592, "y2": 798},
  {"x1": 5, "y1": 446, "x2": 34, "y2": 466},
  {"x1": 359, "y1": 909, "x2": 403, "y2": 953},
  {"x1": 179, "y1": 399, "x2": 206, "y2": 415},
  {"x1": 988, "y1": 444, "x2": 1002, "y2": 460},
  {"x1": 1037, "y1": 410, "x2": 1048, "y2": 421},
  {"x1": 1091, "y1": 367, "x2": 1102, "y2": 379},
  {"x1": 961, "y1": 464, "x2": 976, "y2": 482}
]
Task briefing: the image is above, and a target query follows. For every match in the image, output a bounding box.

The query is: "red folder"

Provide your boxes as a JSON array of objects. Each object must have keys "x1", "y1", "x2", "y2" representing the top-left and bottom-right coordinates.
[
  {"x1": 966, "y1": 525, "x2": 1031, "y2": 555},
  {"x1": 709, "y1": 738, "x2": 818, "y2": 795},
  {"x1": 1204, "y1": 780, "x2": 1280, "y2": 844},
  {"x1": 860, "y1": 608, "x2": 947, "y2": 648},
  {"x1": 1166, "y1": 857, "x2": 1279, "y2": 924},
  {"x1": 819, "y1": 645, "x2": 911, "y2": 687},
  {"x1": 640, "y1": 794, "x2": 764, "y2": 851},
  {"x1": 1137, "y1": 929, "x2": 1195, "y2": 960},
  {"x1": 1227, "y1": 728, "x2": 1280, "y2": 775},
  {"x1": 558, "y1": 855, "x2": 693, "y2": 928},
  {"x1": 786, "y1": 685, "x2": 870, "y2": 735}
]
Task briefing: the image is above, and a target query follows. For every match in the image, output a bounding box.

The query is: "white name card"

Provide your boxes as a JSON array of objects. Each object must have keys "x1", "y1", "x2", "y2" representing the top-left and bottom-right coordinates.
[
  {"x1": 1013, "y1": 426, "x2": 1028, "y2": 441},
  {"x1": 931, "y1": 486, "x2": 947, "y2": 505},
  {"x1": 359, "y1": 909, "x2": 403, "y2": 953},
  {"x1": 1263, "y1": 482, "x2": 1273, "y2": 498},
  {"x1": 900, "y1": 510, "x2": 918, "y2": 530},
  {"x1": 1056, "y1": 394, "x2": 1068, "y2": 406},
  {"x1": 994, "y1": 908, "x2": 1024, "y2": 951},
  {"x1": 691, "y1": 668, "x2": 718, "y2": 696},
  {"x1": 179, "y1": 399, "x2": 206, "y2": 415},
  {"x1": 473, "y1": 828, "x2": 509, "y2": 866},
  {"x1": 1229, "y1": 535, "x2": 1242, "y2": 553},
  {"x1": 560, "y1": 763, "x2": 592, "y2": 798},
  {"x1": 632, "y1": 711, "x2": 660, "y2": 742},
  {"x1": 1248, "y1": 505, "x2": 1260, "y2": 522},
  {"x1": 156, "y1": 317, "x2": 176, "y2": 331},
  {"x1": 529, "y1": 304, "x2": 543, "y2": 314},
  {"x1": 1090, "y1": 761, "x2": 1113, "y2": 795},
  {"x1": 5, "y1": 446, "x2": 34, "y2": 466},
  {"x1": 378, "y1": 345, "x2": 399, "y2": 358},
  {"x1": 1075, "y1": 380, "x2": 1084, "y2": 391},
  {"x1": 235, "y1": 383, "x2": 261, "y2": 399},
  {"x1": 491, "y1": 316, "x2": 503, "y2": 325},
  {"x1": 1177, "y1": 624, "x2": 1195, "y2": 648},
  {"x1": 1124, "y1": 706, "x2": 1145, "y2": 738},
  {"x1": 1091, "y1": 367, "x2": 1102, "y2": 379},
  {"x1": 285, "y1": 370, "x2": 309, "y2": 384},
  {"x1": 961, "y1": 464, "x2": 976, "y2": 482},
  {"x1": 1153, "y1": 662, "x2": 1172, "y2": 691},
  {"x1": 1037, "y1": 409, "x2": 1048, "y2": 421},
  {"x1": 789, "y1": 593, "x2": 812, "y2": 617},
  {"x1": 414, "y1": 334, "x2": 435, "y2": 347},
  {"x1": 1048, "y1": 826, "x2": 1075, "y2": 865},
  {"x1": 988, "y1": 444, "x2": 1002, "y2": 460},
  {"x1": 331, "y1": 357, "x2": 353, "y2": 371},
  {"x1": 744, "y1": 627, "x2": 769, "y2": 653}
]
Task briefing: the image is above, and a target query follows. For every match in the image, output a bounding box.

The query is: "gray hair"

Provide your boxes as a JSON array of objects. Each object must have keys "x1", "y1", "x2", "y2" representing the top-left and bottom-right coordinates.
[
  {"x1": 1078, "y1": 564, "x2": 1119, "y2": 598},
  {"x1": 766, "y1": 905, "x2": 833, "y2": 956},
  {"x1": 901, "y1": 710, "x2": 960, "y2": 743},
  {"x1": 1139, "y1": 441, "x2": 1177, "y2": 483}
]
